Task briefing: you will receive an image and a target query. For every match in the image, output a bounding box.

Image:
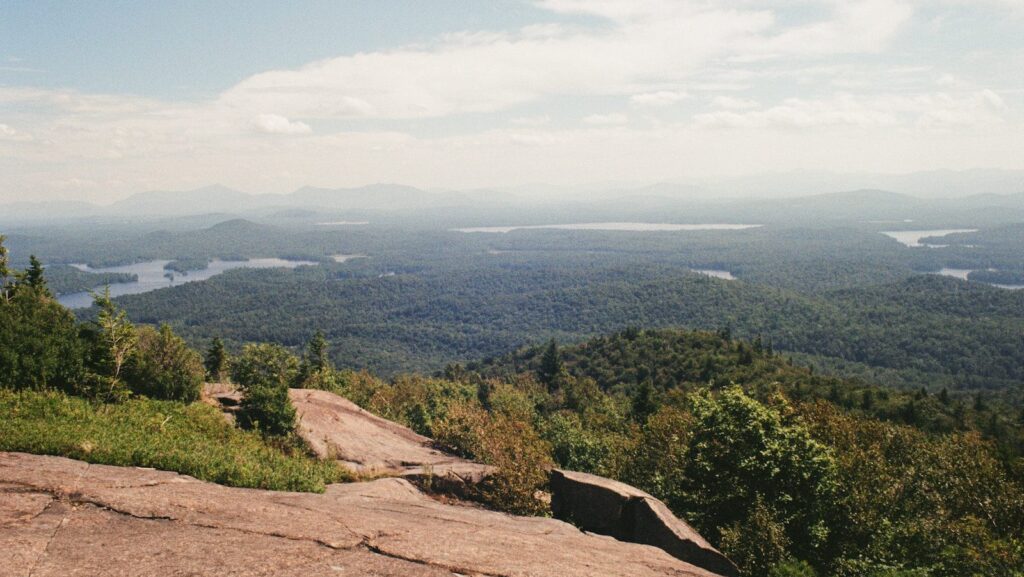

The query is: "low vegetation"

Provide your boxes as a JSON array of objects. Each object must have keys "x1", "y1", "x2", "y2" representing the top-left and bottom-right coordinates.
[{"x1": 0, "y1": 389, "x2": 347, "y2": 491}]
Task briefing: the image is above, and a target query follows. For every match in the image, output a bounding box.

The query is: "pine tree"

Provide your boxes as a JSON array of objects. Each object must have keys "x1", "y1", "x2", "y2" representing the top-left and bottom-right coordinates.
[
  {"x1": 538, "y1": 338, "x2": 564, "y2": 389},
  {"x1": 295, "y1": 330, "x2": 338, "y2": 390},
  {"x1": 0, "y1": 235, "x2": 10, "y2": 302},
  {"x1": 92, "y1": 287, "x2": 137, "y2": 381},
  {"x1": 19, "y1": 255, "x2": 50, "y2": 296},
  {"x1": 632, "y1": 380, "x2": 659, "y2": 422},
  {"x1": 305, "y1": 330, "x2": 331, "y2": 373},
  {"x1": 205, "y1": 337, "x2": 229, "y2": 382}
]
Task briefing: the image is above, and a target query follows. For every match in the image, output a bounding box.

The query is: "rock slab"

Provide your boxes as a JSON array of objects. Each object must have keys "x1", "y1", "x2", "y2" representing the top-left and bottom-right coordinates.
[
  {"x1": 0, "y1": 452, "x2": 726, "y2": 577},
  {"x1": 289, "y1": 388, "x2": 495, "y2": 494},
  {"x1": 204, "y1": 384, "x2": 494, "y2": 488},
  {"x1": 550, "y1": 469, "x2": 740, "y2": 577}
]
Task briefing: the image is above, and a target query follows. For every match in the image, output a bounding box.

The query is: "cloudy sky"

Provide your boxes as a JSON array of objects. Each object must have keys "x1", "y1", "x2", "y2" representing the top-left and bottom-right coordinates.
[{"x1": 1, "y1": 0, "x2": 1023, "y2": 203}]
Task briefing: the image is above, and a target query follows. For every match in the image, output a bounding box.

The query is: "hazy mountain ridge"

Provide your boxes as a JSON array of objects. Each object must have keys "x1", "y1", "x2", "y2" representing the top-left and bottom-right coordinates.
[{"x1": 4, "y1": 172, "x2": 1024, "y2": 229}]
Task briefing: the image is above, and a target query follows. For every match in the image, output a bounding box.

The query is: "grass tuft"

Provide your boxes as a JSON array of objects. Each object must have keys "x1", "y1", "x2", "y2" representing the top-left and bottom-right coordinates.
[{"x1": 0, "y1": 389, "x2": 350, "y2": 492}]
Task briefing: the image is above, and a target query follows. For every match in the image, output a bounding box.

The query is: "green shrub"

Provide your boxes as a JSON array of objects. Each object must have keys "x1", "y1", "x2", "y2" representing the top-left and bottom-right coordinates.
[
  {"x1": 124, "y1": 324, "x2": 205, "y2": 402},
  {"x1": 0, "y1": 289, "x2": 85, "y2": 392},
  {"x1": 232, "y1": 343, "x2": 298, "y2": 436},
  {"x1": 682, "y1": 387, "x2": 837, "y2": 563},
  {"x1": 719, "y1": 499, "x2": 791, "y2": 577},
  {"x1": 432, "y1": 400, "x2": 552, "y2": 515}
]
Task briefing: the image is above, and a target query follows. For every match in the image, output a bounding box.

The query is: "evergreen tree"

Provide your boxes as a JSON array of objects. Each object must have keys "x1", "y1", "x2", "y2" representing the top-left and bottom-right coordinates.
[
  {"x1": 295, "y1": 330, "x2": 338, "y2": 390},
  {"x1": 861, "y1": 389, "x2": 875, "y2": 411},
  {"x1": 124, "y1": 324, "x2": 205, "y2": 402},
  {"x1": 304, "y1": 330, "x2": 331, "y2": 373},
  {"x1": 91, "y1": 287, "x2": 137, "y2": 383},
  {"x1": 22, "y1": 255, "x2": 49, "y2": 295},
  {"x1": 632, "y1": 380, "x2": 659, "y2": 422},
  {"x1": 205, "y1": 337, "x2": 229, "y2": 382},
  {"x1": 0, "y1": 235, "x2": 10, "y2": 302},
  {"x1": 538, "y1": 338, "x2": 564, "y2": 390}
]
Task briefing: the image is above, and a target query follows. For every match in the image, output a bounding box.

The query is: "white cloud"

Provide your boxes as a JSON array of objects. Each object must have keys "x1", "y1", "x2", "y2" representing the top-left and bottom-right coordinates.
[
  {"x1": 0, "y1": 123, "x2": 31, "y2": 141},
  {"x1": 582, "y1": 113, "x2": 629, "y2": 125},
  {"x1": 2, "y1": 0, "x2": 1023, "y2": 202},
  {"x1": 710, "y1": 96, "x2": 761, "y2": 110},
  {"x1": 694, "y1": 90, "x2": 1007, "y2": 129},
  {"x1": 510, "y1": 115, "x2": 551, "y2": 126},
  {"x1": 251, "y1": 114, "x2": 312, "y2": 135},
  {"x1": 630, "y1": 91, "x2": 688, "y2": 107}
]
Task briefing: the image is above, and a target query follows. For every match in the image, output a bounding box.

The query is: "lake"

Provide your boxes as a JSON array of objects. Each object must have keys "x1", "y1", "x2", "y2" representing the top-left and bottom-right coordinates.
[
  {"x1": 693, "y1": 269, "x2": 736, "y2": 280},
  {"x1": 935, "y1": 268, "x2": 972, "y2": 281},
  {"x1": 881, "y1": 229, "x2": 977, "y2": 248},
  {"x1": 58, "y1": 258, "x2": 319, "y2": 309},
  {"x1": 331, "y1": 254, "x2": 368, "y2": 263},
  {"x1": 452, "y1": 222, "x2": 762, "y2": 233},
  {"x1": 932, "y1": 268, "x2": 1024, "y2": 290}
]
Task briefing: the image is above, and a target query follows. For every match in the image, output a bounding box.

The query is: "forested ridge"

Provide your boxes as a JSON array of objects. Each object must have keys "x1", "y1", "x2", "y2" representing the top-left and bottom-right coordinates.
[
  {"x1": 12, "y1": 218, "x2": 1019, "y2": 401},
  {"x1": 113, "y1": 256, "x2": 1024, "y2": 403}
]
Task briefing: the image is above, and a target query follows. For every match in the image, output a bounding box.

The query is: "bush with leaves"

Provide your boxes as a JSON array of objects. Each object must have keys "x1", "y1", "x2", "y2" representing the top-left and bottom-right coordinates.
[
  {"x1": 431, "y1": 400, "x2": 553, "y2": 515},
  {"x1": 542, "y1": 411, "x2": 617, "y2": 475},
  {"x1": 124, "y1": 324, "x2": 205, "y2": 402},
  {"x1": 719, "y1": 498, "x2": 792, "y2": 577},
  {"x1": 681, "y1": 387, "x2": 837, "y2": 565},
  {"x1": 232, "y1": 343, "x2": 298, "y2": 436}
]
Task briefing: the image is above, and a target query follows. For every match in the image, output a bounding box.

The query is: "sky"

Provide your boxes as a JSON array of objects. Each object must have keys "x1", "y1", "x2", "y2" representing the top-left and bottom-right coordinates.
[{"x1": 1, "y1": 0, "x2": 1023, "y2": 203}]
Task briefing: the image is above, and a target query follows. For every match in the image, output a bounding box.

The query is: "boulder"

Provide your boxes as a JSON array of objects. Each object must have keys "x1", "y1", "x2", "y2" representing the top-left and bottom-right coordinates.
[
  {"x1": 0, "y1": 452, "x2": 727, "y2": 577},
  {"x1": 550, "y1": 469, "x2": 739, "y2": 577}
]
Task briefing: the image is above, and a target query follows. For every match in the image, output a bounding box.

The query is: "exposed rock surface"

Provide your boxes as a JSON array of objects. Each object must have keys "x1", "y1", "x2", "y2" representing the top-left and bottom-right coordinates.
[
  {"x1": 203, "y1": 384, "x2": 493, "y2": 488},
  {"x1": 0, "y1": 452, "x2": 725, "y2": 577},
  {"x1": 550, "y1": 469, "x2": 740, "y2": 577},
  {"x1": 288, "y1": 388, "x2": 493, "y2": 485}
]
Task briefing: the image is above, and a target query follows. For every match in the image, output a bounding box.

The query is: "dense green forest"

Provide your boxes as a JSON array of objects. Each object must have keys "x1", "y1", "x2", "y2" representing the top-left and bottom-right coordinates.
[
  {"x1": 113, "y1": 253, "x2": 1024, "y2": 402},
  {"x1": 6, "y1": 217, "x2": 1023, "y2": 400}
]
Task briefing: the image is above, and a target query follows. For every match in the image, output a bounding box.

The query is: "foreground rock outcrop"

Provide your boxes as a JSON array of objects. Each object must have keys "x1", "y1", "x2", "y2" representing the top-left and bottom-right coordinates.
[
  {"x1": 551, "y1": 469, "x2": 739, "y2": 577},
  {"x1": 0, "y1": 452, "x2": 725, "y2": 577},
  {"x1": 289, "y1": 389, "x2": 494, "y2": 486},
  {"x1": 204, "y1": 385, "x2": 493, "y2": 489}
]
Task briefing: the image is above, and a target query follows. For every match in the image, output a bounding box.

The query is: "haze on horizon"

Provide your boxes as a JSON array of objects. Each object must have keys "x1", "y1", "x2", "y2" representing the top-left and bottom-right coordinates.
[{"x1": 2, "y1": 0, "x2": 1023, "y2": 204}]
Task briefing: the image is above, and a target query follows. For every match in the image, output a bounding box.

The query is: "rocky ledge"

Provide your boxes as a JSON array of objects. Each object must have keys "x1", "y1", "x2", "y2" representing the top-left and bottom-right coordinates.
[{"x1": 0, "y1": 452, "x2": 725, "y2": 577}]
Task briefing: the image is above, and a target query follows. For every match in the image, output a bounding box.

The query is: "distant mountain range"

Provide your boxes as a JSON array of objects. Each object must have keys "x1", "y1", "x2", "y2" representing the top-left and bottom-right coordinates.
[
  {"x1": 0, "y1": 183, "x2": 469, "y2": 222},
  {"x1": 2, "y1": 169, "x2": 1023, "y2": 225}
]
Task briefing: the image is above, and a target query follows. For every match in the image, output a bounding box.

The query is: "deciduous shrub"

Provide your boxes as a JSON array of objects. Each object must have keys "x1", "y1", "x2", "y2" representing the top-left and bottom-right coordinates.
[{"x1": 124, "y1": 324, "x2": 205, "y2": 402}]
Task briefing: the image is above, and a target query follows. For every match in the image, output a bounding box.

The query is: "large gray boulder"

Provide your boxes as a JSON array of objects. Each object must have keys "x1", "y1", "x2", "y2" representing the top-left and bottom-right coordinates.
[
  {"x1": 550, "y1": 469, "x2": 739, "y2": 577},
  {"x1": 0, "y1": 452, "x2": 726, "y2": 577}
]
